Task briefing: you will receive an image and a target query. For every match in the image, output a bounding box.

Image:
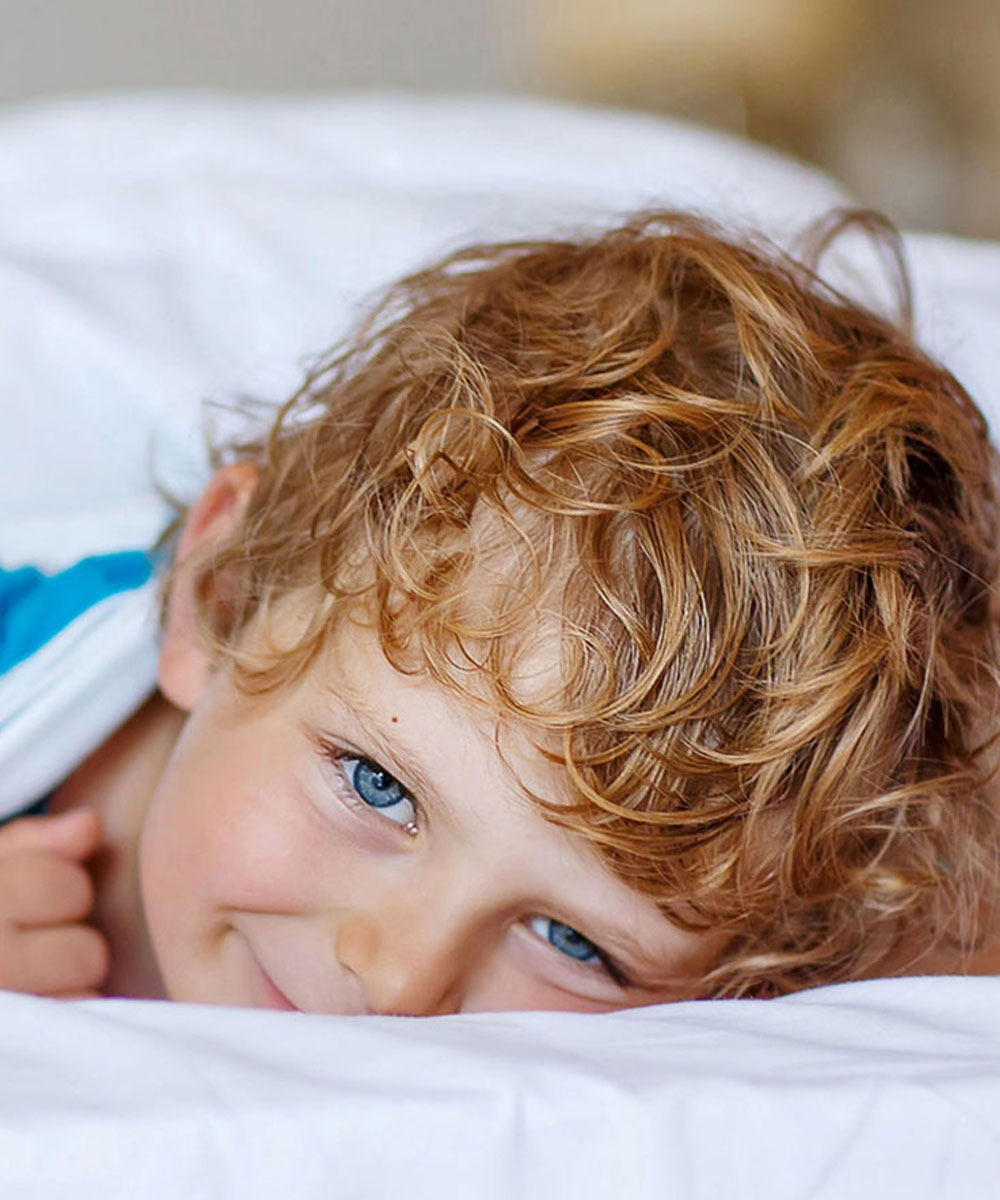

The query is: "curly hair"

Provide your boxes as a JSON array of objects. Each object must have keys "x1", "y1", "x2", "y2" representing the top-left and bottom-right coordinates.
[{"x1": 163, "y1": 208, "x2": 1000, "y2": 997}]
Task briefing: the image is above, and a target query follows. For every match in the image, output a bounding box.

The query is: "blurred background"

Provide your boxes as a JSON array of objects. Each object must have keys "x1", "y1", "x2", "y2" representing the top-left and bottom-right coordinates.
[{"x1": 1, "y1": 0, "x2": 997, "y2": 240}]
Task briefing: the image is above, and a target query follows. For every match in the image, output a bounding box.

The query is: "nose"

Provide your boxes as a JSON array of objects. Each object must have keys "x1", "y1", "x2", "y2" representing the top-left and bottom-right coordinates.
[{"x1": 334, "y1": 900, "x2": 475, "y2": 1016}]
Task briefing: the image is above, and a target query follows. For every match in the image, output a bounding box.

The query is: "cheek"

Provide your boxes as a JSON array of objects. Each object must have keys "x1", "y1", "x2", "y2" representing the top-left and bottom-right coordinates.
[
  {"x1": 138, "y1": 717, "x2": 324, "y2": 933},
  {"x1": 464, "y1": 970, "x2": 625, "y2": 1015}
]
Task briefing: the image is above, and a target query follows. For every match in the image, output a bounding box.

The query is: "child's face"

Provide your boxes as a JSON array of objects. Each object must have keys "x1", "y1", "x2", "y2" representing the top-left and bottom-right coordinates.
[
  {"x1": 138, "y1": 464, "x2": 716, "y2": 1014},
  {"x1": 139, "y1": 613, "x2": 713, "y2": 1015}
]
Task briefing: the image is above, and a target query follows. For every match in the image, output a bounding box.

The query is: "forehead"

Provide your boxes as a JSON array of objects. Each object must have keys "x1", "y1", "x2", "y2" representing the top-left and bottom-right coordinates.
[
  {"x1": 313, "y1": 603, "x2": 567, "y2": 803},
  {"x1": 317, "y1": 497, "x2": 576, "y2": 719}
]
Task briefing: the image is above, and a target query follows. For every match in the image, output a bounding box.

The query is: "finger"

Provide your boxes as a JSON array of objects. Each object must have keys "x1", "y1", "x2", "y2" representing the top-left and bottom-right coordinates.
[
  {"x1": 0, "y1": 924, "x2": 110, "y2": 995},
  {"x1": 0, "y1": 809, "x2": 102, "y2": 862},
  {"x1": 53, "y1": 990, "x2": 103, "y2": 1001},
  {"x1": 0, "y1": 854, "x2": 95, "y2": 925}
]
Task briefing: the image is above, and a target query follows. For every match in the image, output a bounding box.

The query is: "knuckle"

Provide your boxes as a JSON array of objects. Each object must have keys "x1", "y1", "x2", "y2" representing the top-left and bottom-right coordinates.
[
  {"x1": 0, "y1": 852, "x2": 31, "y2": 886},
  {"x1": 0, "y1": 855, "x2": 38, "y2": 909},
  {"x1": 0, "y1": 932, "x2": 29, "y2": 991},
  {"x1": 56, "y1": 862, "x2": 96, "y2": 919},
  {"x1": 0, "y1": 854, "x2": 94, "y2": 922},
  {"x1": 0, "y1": 815, "x2": 46, "y2": 843},
  {"x1": 65, "y1": 926, "x2": 111, "y2": 988},
  {"x1": 0, "y1": 816, "x2": 29, "y2": 840},
  {"x1": 0, "y1": 920, "x2": 110, "y2": 995}
]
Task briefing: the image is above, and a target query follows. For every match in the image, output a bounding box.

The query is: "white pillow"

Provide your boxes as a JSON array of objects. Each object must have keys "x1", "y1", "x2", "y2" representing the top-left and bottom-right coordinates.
[
  {"x1": 3, "y1": 92, "x2": 997, "y2": 567},
  {"x1": 0, "y1": 90, "x2": 855, "y2": 567}
]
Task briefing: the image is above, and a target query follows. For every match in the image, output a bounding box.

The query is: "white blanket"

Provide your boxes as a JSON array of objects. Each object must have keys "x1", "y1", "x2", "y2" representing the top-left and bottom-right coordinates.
[
  {"x1": 0, "y1": 91, "x2": 998, "y2": 1198},
  {"x1": 2, "y1": 978, "x2": 998, "y2": 1199}
]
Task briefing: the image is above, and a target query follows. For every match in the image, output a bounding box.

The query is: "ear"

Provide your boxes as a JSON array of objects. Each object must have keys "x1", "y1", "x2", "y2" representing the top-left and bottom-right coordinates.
[{"x1": 158, "y1": 461, "x2": 259, "y2": 713}]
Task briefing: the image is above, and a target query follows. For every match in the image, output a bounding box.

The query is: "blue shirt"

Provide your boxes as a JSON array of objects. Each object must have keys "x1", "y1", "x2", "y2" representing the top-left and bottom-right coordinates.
[
  {"x1": 0, "y1": 549, "x2": 154, "y2": 823},
  {"x1": 0, "y1": 551, "x2": 152, "y2": 676}
]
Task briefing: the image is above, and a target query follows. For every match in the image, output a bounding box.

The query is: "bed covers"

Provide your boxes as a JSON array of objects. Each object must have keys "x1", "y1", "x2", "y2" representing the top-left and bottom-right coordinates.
[{"x1": 2, "y1": 976, "x2": 999, "y2": 1199}]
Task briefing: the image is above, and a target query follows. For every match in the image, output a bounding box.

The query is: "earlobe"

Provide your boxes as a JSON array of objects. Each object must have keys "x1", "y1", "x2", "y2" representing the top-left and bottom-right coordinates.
[{"x1": 157, "y1": 462, "x2": 259, "y2": 713}]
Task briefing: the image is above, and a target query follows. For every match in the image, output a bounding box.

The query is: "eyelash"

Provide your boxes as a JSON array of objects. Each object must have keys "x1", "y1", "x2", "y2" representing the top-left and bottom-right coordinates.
[
  {"x1": 576, "y1": 938, "x2": 630, "y2": 989},
  {"x1": 314, "y1": 735, "x2": 421, "y2": 832},
  {"x1": 310, "y1": 732, "x2": 631, "y2": 989}
]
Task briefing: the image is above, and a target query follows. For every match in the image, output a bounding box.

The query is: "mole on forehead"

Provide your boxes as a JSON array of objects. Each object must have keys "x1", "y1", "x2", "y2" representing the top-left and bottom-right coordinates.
[{"x1": 319, "y1": 692, "x2": 443, "y2": 805}]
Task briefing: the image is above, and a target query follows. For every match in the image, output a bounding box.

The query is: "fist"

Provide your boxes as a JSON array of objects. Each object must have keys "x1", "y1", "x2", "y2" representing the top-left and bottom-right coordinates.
[{"x1": 0, "y1": 808, "x2": 109, "y2": 998}]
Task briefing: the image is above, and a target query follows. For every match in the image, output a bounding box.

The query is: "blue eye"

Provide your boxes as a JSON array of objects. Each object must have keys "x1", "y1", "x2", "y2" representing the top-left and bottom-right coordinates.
[
  {"x1": 343, "y1": 757, "x2": 417, "y2": 828},
  {"x1": 529, "y1": 916, "x2": 600, "y2": 964}
]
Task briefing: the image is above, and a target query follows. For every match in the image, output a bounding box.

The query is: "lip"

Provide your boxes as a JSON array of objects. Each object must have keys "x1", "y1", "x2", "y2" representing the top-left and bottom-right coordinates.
[{"x1": 252, "y1": 955, "x2": 301, "y2": 1012}]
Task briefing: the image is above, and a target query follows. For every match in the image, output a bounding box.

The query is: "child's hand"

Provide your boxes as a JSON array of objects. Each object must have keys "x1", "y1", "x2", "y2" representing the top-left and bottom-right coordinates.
[{"x1": 0, "y1": 808, "x2": 109, "y2": 998}]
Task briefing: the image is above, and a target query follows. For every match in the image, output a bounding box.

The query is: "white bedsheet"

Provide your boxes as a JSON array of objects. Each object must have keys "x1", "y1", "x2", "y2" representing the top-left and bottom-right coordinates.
[
  {"x1": 0, "y1": 92, "x2": 998, "y2": 1198},
  {"x1": 1, "y1": 978, "x2": 998, "y2": 1199}
]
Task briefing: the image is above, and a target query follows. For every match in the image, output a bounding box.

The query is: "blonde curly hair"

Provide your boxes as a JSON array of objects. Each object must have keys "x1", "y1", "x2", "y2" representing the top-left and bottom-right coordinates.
[{"x1": 163, "y1": 208, "x2": 1000, "y2": 997}]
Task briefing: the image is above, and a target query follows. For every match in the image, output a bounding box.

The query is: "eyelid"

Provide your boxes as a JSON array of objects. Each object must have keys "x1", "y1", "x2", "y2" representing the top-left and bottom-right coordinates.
[
  {"x1": 527, "y1": 916, "x2": 631, "y2": 989},
  {"x1": 585, "y1": 940, "x2": 630, "y2": 988},
  {"x1": 311, "y1": 731, "x2": 422, "y2": 833}
]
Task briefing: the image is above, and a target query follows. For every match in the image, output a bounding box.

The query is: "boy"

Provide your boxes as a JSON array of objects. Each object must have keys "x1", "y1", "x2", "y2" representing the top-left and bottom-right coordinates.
[{"x1": 1, "y1": 208, "x2": 998, "y2": 1010}]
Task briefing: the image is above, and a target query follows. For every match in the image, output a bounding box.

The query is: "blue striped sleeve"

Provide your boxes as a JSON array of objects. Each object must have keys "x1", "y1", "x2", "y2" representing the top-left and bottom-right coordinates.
[{"x1": 0, "y1": 550, "x2": 154, "y2": 677}]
